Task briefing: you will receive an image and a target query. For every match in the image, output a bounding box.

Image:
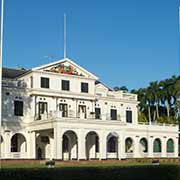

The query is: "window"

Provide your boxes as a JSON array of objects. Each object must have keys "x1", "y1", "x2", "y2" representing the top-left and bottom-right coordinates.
[
  {"x1": 126, "y1": 110, "x2": 132, "y2": 123},
  {"x1": 95, "y1": 108, "x2": 101, "y2": 119},
  {"x1": 107, "y1": 137, "x2": 117, "y2": 152},
  {"x1": 38, "y1": 102, "x2": 48, "y2": 119},
  {"x1": 78, "y1": 105, "x2": 87, "y2": 118},
  {"x1": 62, "y1": 80, "x2": 70, "y2": 91},
  {"x1": 81, "y1": 82, "x2": 88, "y2": 93},
  {"x1": 41, "y1": 77, "x2": 49, "y2": 88},
  {"x1": 30, "y1": 76, "x2": 33, "y2": 88},
  {"x1": 14, "y1": 101, "x2": 23, "y2": 116},
  {"x1": 111, "y1": 109, "x2": 117, "y2": 120},
  {"x1": 59, "y1": 104, "x2": 68, "y2": 117}
]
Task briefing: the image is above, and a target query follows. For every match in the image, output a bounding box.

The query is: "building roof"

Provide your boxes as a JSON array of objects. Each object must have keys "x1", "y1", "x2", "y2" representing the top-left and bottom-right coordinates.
[
  {"x1": 95, "y1": 80, "x2": 113, "y2": 91},
  {"x1": 2, "y1": 67, "x2": 29, "y2": 79}
]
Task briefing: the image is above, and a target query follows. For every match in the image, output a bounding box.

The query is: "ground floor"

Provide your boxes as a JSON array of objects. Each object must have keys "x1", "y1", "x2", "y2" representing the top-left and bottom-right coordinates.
[{"x1": 1, "y1": 121, "x2": 178, "y2": 160}]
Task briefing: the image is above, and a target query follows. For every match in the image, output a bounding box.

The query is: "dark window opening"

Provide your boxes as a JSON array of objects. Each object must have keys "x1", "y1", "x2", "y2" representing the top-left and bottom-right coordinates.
[
  {"x1": 95, "y1": 108, "x2": 101, "y2": 119},
  {"x1": 126, "y1": 111, "x2": 132, "y2": 123},
  {"x1": 81, "y1": 82, "x2": 89, "y2": 93},
  {"x1": 111, "y1": 109, "x2": 117, "y2": 120},
  {"x1": 59, "y1": 103, "x2": 68, "y2": 117},
  {"x1": 38, "y1": 102, "x2": 48, "y2": 119},
  {"x1": 41, "y1": 77, "x2": 49, "y2": 88},
  {"x1": 14, "y1": 101, "x2": 23, "y2": 116},
  {"x1": 107, "y1": 137, "x2": 117, "y2": 152},
  {"x1": 78, "y1": 105, "x2": 87, "y2": 118},
  {"x1": 95, "y1": 136, "x2": 99, "y2": 152},
  {"x1": 62, "y1": 80, "x2": 70, "y2": 91}
]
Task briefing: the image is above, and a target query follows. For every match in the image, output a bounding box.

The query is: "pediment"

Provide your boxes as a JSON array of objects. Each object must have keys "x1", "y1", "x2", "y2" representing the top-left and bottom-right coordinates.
[{"x1": 32, "y1": 58, "x2": 98, "y2": 80}]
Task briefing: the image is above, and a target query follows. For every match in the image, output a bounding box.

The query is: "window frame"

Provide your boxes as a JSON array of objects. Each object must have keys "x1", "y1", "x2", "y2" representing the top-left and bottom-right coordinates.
[
  {"x1": 62, "y1": 80, "x2": 70, "y2": 91},
  {"x1": 81, "y1": 82, "x2": 89, "y2": 93},
  {"x1": 40, "y1": 77, "x2": 49, "y2": 89},
  {"x1": 14, "y1": 100, "x2": 24, "y2": 116},
  {"x1": 126, "y1": 110, "x2": 132, "y2": 123}
]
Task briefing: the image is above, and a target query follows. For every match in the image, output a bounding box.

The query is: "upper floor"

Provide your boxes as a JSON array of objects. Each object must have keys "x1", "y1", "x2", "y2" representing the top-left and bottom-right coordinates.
[{"x1": 2, "y1": 58, "x2": 139, "y2": 125}]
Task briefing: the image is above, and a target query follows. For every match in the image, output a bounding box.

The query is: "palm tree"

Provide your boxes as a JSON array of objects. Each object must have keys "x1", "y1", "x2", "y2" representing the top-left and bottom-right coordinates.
[{"x1": 148, "y1": 81, "x2": 160, "y2": 120}]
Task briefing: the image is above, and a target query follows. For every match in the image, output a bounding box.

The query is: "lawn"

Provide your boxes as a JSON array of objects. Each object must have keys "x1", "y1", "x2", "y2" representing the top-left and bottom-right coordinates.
[{"x1": 1, "y1": 161, "x2": 180, "y2": 180}]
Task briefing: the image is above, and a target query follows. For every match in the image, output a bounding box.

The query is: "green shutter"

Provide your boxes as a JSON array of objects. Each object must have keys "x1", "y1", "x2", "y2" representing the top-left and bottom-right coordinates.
[
  {"x1": 153, "y1": 139, "x2": 161, "y2": 153},
  {"x1": 167, "y1": 139, "x2": 174, "y2": 153}
]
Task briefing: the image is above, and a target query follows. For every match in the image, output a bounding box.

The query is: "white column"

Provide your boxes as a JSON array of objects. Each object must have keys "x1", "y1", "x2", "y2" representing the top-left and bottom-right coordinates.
[
  {"x1": 118, "y1": 139, "x2": 121, "y2": 160},
  {"x1": 27, "y1": 131, "x2": 36, "y2": 159},
  {"x1": 134, "y1": 136, "x2": 140, "y2": 158},
  {"x1": 174, "y1": 138, "x2": 179, "y2": 157},
  {"x1": 54, "y1": 126, "x2": 62, "y2": 160},
  {"x1": 118, "y1": 132, "x2": 126, "y2": 159},
  {"x1": 99, "y1": 131, "x2": 107, "y2": 160},
  {"x1": 4, "y1": 131, "x2": 11, "y2": 158},
  {"x1": 161, "y1": 138, "x2": 166, "y2": 158},
  {"x1": 78, "y1": 129, "x2": 86, "y2": 160},
  {"x1": 148, "y1": 137, "x2": 153, "y2": 158}
]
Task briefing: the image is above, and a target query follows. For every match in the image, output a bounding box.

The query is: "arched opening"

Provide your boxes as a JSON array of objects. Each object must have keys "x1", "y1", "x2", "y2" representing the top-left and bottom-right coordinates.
[
  {"x1": 107, "y1": 133, "x2": 118, "y2": 159},
  {"x1": 86, "y1": 131, "x2": 99, "y2": 160},
  {"x1": 125, "y1": 137, "x2": 134, "y2": 153},
  {"x1": 11, "y1": 133, "x2": 27, "y2": 152},
  {"x1": 62, "y1": 130, "x2": 78, "y2": 160},
  {"x1": 153, "y1": 138, "x2": 161, "y2": 153},
  {"x1": 36, "y1": 134, "x2": 51, "y2": 160},
  {"x1": 167, "y1": 139, "x2": 174, "y2": 153},
  {"x1": 139, "y1": 138, "x2": 148, "y2": 154}
]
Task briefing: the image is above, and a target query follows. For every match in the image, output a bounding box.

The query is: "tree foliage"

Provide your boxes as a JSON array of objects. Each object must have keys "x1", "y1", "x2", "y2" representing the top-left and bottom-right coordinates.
[{"x1": 115, "y1": 76, "x2": 180, "y2": 124}]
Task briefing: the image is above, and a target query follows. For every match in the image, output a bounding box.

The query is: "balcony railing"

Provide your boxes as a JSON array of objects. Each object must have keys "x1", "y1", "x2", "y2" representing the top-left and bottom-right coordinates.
[
  {"x1": 153, "y1": 153, "x2": 162, "y2": 158},
  {"x1": 122, "y1": 93, "x2": 137, "y2": 101},
  {"x1": 10, "y1": 152, "x2": 27, "y2": 159},
  {"x1": 35, "y1": 111, "x2": 122, "y2": 121},
  {"x1": 107, "y1": 152, "x2": 118, "y2": 159},
  {"x1": 126, "y1": 152, "x2": 134, "y2": 158},
  {"x1": 166, "y1": 153, "x2": 175, "y2": 158},
  {"x1": 2, "y1": 80, "x2": 27, "y2": 88},
  {"x1": 138, "y1": 122, "x2": 177, "y2": 127}
]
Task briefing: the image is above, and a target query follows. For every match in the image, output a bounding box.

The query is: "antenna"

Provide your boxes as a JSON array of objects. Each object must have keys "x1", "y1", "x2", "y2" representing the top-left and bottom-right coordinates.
[{"x1": 64, "y1": 14, "x2": 67, "y2": 59}]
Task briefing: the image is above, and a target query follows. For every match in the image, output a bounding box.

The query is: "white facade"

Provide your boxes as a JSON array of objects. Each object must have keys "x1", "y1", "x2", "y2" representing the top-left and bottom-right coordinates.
[{"x1": 1, "y1": 58, "x2": 179, "y2": 160}]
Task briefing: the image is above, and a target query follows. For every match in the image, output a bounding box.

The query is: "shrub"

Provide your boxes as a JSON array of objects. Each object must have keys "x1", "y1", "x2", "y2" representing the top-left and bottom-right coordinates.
[{"x1": 138, "y1": 112, "x2": 148, "y2": 123}]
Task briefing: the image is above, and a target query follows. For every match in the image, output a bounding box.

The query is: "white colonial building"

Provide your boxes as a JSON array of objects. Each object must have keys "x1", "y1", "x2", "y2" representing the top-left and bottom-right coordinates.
[{"x1": 0, "y1": 58, "x2": 179, "y2": 160}]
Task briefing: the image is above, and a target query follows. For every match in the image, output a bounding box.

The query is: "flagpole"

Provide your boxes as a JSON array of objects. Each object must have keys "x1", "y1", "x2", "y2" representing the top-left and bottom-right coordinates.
[
  {"x1": 179, "y1": 6, "x2": 180, "y2": 74},
  {"x1": 64, "y1": 14, "x2": 66, "y2": 59},
  {"x1": 0, "y1": 0, "x2": 4, "y2": 168}
]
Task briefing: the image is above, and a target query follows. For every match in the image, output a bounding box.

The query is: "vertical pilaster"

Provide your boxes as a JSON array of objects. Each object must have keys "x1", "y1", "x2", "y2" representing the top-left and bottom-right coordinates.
[
  {"x1": 118, "y1": 132, "x2": 126, "y2": 159},
  {"x1": 99, "y1": 131, "x2": 107, "y2": 160},
  {"x1": 148, "y1": 137, "x2": 153, "y2": 158},
  {"x1": 54, "y1": 126, "x2": 62, "y2": 160},
  {"x1": 161, "y1": 138, "x2": 166, "y2": 158},
  {"x1": 78, "y1": 129, "x2": 86, "y2": 160},
  {"x1": 27, "y1": 131, "x2": 36, "y2": 159},
  {"x1": 4, "y1": 131, "x2": 10, "y2": 158},
  {"x1": 134, "y1": 136, "x2": 140, "y2": 158},
  {"x1": 174, "y1": 137, "x2": 179, "y2": 157}
]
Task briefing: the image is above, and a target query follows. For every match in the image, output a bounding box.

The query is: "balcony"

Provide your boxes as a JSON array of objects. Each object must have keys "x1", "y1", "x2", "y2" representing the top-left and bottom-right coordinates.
[
  {"x1": 2, "y1": 79, "x2": 27, "y2": 88},
  {"x1": 122, "y1": 93, "x2": 137, "y2": 101},
  {"x1": 34, "y1": 111, "x2": 122, "y2": 122}
]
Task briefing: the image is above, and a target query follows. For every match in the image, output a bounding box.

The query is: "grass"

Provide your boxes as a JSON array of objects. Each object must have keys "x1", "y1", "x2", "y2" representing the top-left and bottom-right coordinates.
[{"x1": 1, "y1": 161, "x2": 180, "y2": 180}]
